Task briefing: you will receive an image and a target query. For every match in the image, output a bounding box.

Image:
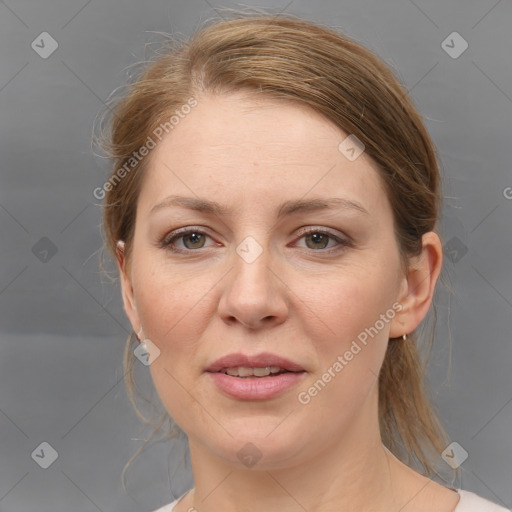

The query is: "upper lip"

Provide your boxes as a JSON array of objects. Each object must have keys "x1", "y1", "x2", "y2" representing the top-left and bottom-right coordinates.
[{"x1": 205, "y1": 352, "x2": 305, "y2": 373}]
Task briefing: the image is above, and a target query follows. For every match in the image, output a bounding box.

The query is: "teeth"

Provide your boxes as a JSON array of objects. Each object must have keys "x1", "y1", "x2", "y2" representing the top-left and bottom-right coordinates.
[
  {"x1": 253, "y1": 367, "x2": 271, "y2": 377},
  {"x1": 223, "y1": 366, "x2": 284, "y2": 377}
]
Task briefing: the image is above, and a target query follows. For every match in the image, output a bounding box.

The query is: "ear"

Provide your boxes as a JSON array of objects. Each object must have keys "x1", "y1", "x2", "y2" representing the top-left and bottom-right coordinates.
[
  {"x1": 116, "y1": 241, "x2": 142, "y2": 337},
  {"x1": 389, "y1": 232, "x2": 443, "y2": 338}
]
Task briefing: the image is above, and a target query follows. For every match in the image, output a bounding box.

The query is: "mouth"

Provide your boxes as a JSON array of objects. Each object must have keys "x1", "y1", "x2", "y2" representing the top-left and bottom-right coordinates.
[
  {"x1": 205, "y1": 352, "x2": 305, "y2": 375},
  {"x1": 215, "y1": 366, "x2": 300, "y2": 378},
  {"x1": 205, "y1": 352, "x2": 306, "y2": 400}
]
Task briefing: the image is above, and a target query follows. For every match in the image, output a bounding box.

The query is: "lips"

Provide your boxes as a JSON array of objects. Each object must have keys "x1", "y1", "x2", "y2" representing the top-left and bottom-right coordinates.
[
  {"x1": 205, "y1": 352, "x2": 307, "y2": 400},
  {"x1": 205, "y1": 352, "x2": 305, "y2": 374}
]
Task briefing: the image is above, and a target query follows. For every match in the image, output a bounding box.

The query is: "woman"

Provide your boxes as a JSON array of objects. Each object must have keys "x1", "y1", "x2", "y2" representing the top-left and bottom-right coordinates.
[{"x1": 99, "y1": 13, "x2": 509, "y2": 512}]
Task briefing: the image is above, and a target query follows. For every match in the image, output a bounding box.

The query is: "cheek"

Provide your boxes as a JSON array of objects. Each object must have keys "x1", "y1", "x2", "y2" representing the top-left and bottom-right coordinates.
[
  {"x1": 130, "y1": 242, "x2": 401, "y2": 436},
  {"x1": 295, "y1": 262, "x2": 398, "y2": 344},
  {"x1": 131, "y1": 261, "x2": 217, "y2": 428},
  {"x1": 292, "y1": 264, "x2": 398, "y2": 396},
  {"x1": 133, "y1": 261, "x2": 214, "y2": 352}
]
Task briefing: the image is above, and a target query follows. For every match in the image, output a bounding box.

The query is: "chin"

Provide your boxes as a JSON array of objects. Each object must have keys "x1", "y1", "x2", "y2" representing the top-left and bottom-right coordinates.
[{"x1": 206, "y1": 422, "x2": 310, "y2": 470}]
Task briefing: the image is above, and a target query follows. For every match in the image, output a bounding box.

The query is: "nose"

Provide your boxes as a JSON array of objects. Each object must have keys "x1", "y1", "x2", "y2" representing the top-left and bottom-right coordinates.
[{"x1": 217, "y1": 241, "x2": 289, "y2": 329}]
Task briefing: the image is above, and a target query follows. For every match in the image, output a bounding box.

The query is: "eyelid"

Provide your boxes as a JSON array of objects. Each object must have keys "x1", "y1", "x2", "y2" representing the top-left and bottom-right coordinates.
[
  {"x1": 160, "y1": 226, "x2": 218, "y2": 252},
  {"x1": 160, "y1": 225, "x2": 352, "y2": 254},
  {"x1": 161, "y1": 226, "x2": 213, "y2": 244},
  {"x1": 291, "y1": 226, "x2": 352, "y2": 251},
  {"x1": 294, "y1": 226, "x2": 347, "y2": 239}
]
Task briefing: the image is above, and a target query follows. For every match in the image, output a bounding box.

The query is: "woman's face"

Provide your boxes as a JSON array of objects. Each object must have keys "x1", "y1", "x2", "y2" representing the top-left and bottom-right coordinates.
[{"x1": 120, "y1": 92, "x2": 414, "y2": 469}]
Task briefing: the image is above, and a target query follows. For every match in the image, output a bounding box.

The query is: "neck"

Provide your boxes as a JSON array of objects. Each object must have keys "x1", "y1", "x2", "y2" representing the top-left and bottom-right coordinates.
[{"x1": 185, "y1": 393, "x2": 405, "y2": 512}]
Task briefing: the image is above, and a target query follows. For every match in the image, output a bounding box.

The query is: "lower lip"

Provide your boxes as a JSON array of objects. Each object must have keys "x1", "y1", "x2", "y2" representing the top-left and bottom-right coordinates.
[{"x1": 207, "y1": 371, "x2": 306, "y2": 400}]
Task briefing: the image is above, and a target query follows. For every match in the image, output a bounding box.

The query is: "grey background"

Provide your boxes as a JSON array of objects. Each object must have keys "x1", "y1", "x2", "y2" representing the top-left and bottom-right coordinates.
[{"x1": 1, "y1": 0, "x2": 511, "y2": 510}]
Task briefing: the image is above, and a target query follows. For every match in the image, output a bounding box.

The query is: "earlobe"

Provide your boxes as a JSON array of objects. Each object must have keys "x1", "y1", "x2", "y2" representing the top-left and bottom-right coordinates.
[{"x1": 389, "y1": 232, "x2": 443, "y2": 338}]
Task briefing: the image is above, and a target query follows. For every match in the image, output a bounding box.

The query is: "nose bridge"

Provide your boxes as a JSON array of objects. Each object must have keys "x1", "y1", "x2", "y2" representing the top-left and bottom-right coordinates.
[
  {"x1": 218, "y1": 233, "x2": 287, "y2": 328},
  {"x1": 231, "y1": 234, "x2": 273, "y2": 299}
]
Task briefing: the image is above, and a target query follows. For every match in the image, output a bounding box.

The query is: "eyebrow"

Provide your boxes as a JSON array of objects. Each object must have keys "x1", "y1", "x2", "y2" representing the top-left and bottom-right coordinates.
[{"x1": 149, "y1": 195, "x2": 369, "y2": 218}]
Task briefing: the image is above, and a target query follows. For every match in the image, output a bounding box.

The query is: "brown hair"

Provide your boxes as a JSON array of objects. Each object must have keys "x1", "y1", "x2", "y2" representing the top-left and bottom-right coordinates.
[{"x1": 98, "y1": 11, "x2": 454, "y2": 481}]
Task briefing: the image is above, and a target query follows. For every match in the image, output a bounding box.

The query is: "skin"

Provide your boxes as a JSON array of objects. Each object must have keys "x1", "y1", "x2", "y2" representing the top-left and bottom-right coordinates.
[{"x1": 117, "y1": 91, "x2": 459, "y2": 512}]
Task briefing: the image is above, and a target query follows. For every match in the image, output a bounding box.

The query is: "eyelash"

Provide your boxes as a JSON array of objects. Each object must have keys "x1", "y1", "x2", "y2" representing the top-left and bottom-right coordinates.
[{"x1": 159, "y1": 226, "x2": 351, "y2": 255}]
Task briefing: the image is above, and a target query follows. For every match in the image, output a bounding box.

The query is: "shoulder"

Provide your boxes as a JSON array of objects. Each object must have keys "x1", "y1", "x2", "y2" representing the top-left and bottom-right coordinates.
[
  {"x1": 455, "y1": 489, "x2": 510, "y2": 512},
  {"x1": 148, "y1": 489, "x2": 511, "y2": 512},
  {"x1": 150, "y1": 488, "x2": 192, "y2": 512},
  {"x1": 150, "y1": 499, "x2": 179, "y2": 512}
]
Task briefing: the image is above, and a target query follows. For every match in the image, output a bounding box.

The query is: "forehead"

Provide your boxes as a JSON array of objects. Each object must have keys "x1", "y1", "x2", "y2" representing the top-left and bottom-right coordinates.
[{"x1": 138, "y1": 92, "x2": 391, "y2": 220}]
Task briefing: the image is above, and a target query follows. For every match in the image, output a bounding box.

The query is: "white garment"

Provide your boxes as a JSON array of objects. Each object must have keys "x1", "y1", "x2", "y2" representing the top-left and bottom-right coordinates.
[{"x1": 151, "y1": 488, "x2": 510, "y2": 512}]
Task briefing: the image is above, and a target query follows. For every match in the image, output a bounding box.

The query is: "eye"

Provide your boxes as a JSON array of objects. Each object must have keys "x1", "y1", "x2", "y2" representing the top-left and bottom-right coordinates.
[
  {"x1": 160, "y1": 226, "x2": 351, "y2": 255},
  {"x1": 161, "y1": 228, "x2": 217, "y2": 253},
  {"x1": 294, "y1": 228, "x2": 350, "y2": 252}
]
